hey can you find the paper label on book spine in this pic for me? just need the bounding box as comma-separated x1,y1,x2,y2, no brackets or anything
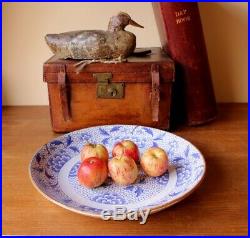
175,9,191,24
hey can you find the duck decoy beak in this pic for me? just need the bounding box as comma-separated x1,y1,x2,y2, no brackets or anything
129,19,144,28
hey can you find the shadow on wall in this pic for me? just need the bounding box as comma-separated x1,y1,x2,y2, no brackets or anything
199,3,248,102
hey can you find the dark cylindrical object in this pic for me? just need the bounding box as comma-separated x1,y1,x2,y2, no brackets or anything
152,2,217,126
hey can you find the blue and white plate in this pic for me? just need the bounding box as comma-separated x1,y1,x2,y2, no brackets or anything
29,125,206,218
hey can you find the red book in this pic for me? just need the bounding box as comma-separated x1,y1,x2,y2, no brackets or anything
152,2,217,126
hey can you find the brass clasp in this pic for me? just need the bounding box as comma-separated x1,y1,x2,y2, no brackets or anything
94,73,124,99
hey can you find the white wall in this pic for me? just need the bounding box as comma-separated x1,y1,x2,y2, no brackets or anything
2,2,248,105
199,2,248,103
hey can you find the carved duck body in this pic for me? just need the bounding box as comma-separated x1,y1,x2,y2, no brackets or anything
45,12,143,60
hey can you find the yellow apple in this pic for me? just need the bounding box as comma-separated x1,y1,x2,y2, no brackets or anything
112,140,139,162
108,155,138,185
141,147,168,177
80,143,109,162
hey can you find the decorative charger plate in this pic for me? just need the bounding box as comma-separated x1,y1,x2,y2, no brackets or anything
29,125,206,218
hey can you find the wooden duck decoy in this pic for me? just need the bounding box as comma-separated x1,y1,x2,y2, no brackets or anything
45,12,144,62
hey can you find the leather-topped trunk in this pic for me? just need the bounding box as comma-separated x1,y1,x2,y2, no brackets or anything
43,47,175,132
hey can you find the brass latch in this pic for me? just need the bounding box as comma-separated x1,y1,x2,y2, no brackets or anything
94,73,124,99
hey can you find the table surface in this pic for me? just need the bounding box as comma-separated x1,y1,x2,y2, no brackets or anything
3,104,248,235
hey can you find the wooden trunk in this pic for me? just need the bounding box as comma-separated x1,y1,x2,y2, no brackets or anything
43,48,175,132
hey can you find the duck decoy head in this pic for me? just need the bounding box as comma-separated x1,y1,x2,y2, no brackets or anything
108,12,144,32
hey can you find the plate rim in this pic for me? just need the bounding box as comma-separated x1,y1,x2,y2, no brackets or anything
29,124,206,218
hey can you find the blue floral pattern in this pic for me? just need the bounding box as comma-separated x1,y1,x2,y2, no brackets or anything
155,172,169,185
68,162,80,178
47,153,71,172
176,165,192,186
91,192,126,205
30,125,206,217
124,185,144,197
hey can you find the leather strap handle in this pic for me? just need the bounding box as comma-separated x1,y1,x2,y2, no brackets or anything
58,66,71,121
151,64,160,122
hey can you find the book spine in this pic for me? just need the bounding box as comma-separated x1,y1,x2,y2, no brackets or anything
152,2,217,126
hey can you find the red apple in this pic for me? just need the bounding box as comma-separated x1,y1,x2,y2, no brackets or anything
140,147,169,177
80,143,109,162
108,155,138,185
77,157,108,188
112,140,139,162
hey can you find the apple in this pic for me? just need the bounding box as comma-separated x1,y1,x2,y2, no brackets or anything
112,140,139,162
140,147,168,177
108,155,138,185
80,143,109,162
77,157,108,188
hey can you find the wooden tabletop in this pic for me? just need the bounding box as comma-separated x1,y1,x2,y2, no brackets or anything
3,104,248,235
